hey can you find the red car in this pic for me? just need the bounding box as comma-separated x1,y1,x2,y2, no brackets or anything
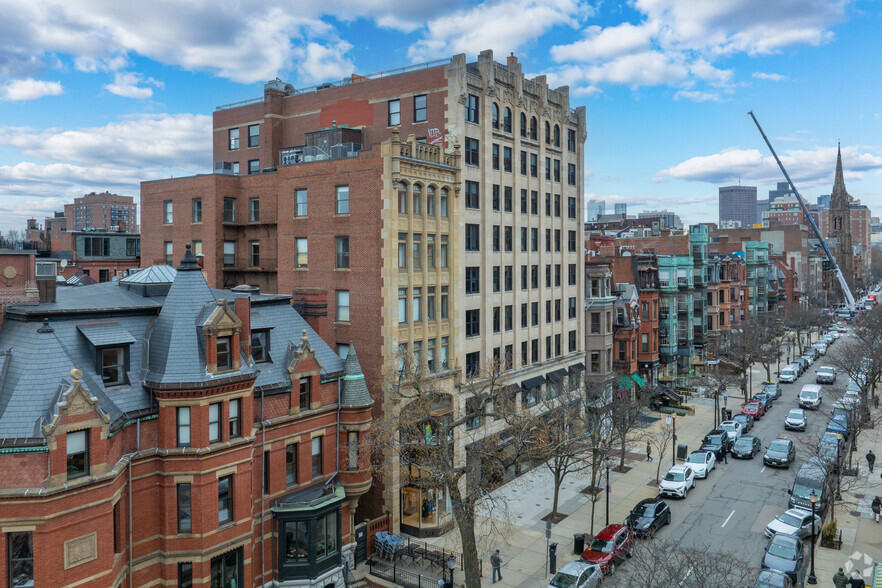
742,401,765,419
581,523,634,574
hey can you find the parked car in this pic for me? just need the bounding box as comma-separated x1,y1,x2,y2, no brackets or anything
799,354,814,368
731,435,762,459
822,335,835,346
762,383,782,399
792,357,809,375
784,408,807,431
818,432,842,464
753,392,773,411
623,497,671,538
751,569,794,588
732,413,754,433
761,533,807,585
763,438,796,468
548,561,602,588
742,401,765,420
581,524,634,575
685,450,716,479
658,465,696,498
718,420,744,442
798,385,822,409
764,507,822,539
813,341,827,355
803,347,819,361
779,365,799,383
816,366,836,385
829,330,841,340
845,379,862,395
789,457,830,514
700,430,732,459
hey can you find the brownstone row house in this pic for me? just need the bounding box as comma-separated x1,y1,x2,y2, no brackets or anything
0,248,372,587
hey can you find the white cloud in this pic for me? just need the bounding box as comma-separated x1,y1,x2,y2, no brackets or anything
408,0,587,63
550,22,654,62
0,78,63,101
104,71,164,99
585,51,689,87
752,72,787,81
293,41,355,84
674,89,722,102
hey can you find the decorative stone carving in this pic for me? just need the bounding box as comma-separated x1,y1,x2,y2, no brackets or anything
202,299,242,337
64,532,97,569
42,368,111,437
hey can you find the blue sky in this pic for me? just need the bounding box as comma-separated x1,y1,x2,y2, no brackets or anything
2,0,881,236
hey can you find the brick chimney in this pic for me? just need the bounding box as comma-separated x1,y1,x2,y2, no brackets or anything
507,53,518,66
291,288,329,342
234,295,252,360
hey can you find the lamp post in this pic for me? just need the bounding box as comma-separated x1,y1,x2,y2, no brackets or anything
605,464,610,526
672,415,677,467
446,554,456,588
835,433,843,501
807,490,818,585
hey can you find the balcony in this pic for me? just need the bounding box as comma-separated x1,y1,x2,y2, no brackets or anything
279,142,363,166
223,210,278,226
222,257,277,272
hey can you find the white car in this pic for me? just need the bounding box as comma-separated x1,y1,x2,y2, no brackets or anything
659,465,696,498
830,331,841,339
764,508,822,539
779,365,799,383
813,342,827,355
548,561,602,588
684,450,716,479
718,420,743,442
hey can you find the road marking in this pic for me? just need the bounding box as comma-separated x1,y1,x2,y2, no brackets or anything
721,510,736,528
761,466,766,473
682,567,693,583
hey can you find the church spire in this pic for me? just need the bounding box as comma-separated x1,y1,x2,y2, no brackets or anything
832,143,848,203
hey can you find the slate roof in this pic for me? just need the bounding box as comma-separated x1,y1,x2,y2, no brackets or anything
340,345,371,407
0,251,349,443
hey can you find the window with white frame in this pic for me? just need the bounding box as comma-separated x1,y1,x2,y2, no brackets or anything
336,290,350,322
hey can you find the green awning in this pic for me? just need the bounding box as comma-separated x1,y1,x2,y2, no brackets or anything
631,374,646,387
616,376,633,389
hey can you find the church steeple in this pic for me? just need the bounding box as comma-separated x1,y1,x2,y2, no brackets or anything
831,143,849,205
829,143,854,294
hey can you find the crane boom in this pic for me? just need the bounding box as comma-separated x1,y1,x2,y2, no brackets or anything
747,111,856,309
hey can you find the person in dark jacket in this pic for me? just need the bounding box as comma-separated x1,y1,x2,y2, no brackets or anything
832,568,849,588
850,569,866,587
867,450,875,473
872,496,881,523
490,550,502,583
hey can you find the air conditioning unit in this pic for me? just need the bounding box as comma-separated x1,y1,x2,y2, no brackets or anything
36,261,57,277
214,161,235,175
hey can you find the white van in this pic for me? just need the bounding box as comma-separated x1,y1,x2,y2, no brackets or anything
779,365,799,384
798,384,823,409
813,341,827,355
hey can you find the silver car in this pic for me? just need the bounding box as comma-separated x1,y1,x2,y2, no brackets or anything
548,561,602,588
764,508,822,539
784,408,807,431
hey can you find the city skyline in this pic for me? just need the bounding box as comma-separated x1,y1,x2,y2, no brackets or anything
2,0,882,234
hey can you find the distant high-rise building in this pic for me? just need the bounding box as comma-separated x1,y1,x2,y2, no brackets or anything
614,202,627,215
817,194,831,208
768,181,793,202
637,210,682,229
719,185,757,228
587,199,605,221
63,192,137,232
756,198,770,222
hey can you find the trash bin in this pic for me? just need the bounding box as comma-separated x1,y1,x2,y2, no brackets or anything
549,542,558,574
676,444,688,461
573,533,585,555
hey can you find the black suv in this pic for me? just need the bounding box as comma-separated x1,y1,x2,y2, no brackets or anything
700,429,732,459
624,497,671,538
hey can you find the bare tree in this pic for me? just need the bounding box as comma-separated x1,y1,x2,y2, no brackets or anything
650,421,675,484
783,303,825,357
606,540,754,587
716,327,757,402
607,378,648,471
748,315,782,384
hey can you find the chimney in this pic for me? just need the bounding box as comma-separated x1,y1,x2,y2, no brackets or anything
507,53,518,66
291,288,329,342
233,293,252,361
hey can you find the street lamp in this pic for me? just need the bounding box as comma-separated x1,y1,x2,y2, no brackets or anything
835,433,843,501
605,463,610,526
671,415,677,467
807,490,818,585
446,554,456,588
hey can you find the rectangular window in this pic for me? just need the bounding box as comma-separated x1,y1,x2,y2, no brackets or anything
569,297,577,319
441,286,449,319
505,305,513,331
521,303,528,328
312,437,323,477
348,431,359,471
531,191,538,215
521,341,528,365
465,224,480,251
492,225,500,251
217,336,232,371
568,197,577,219
427,286,436,319
250,331,267,363
591,312,600,333
414,94,427,122
223,197,236,222
546,300,552,324
504,266,513,291
545,192,551,216
493,307,500,333
465,137,479,166
163,200,173,224
398,233,407,269
8,532,33,588
521,188,528,213
493,266,500,292
164,242,174,265
335,236,350,269
388,99,401,126
101,347,124,385
440,189,448,217
336,185,349,214
554,193,561,217
465,351,480,376
229,398,241,438
531,228,538,252
521,265,528,290
178,563,193,588
466,94,479,123
641,333,649,353
531,302,539,326
336,290,350,322
568,163,576,185
492,185,500,211
177,483,192,533
465,180,479,208
67,429,89,479
228,128,239,150
245,198,259,222
248,124,259,147
208,403,220,443
504,226,512,252
295,189,307,216
555,229,561,252
412,287,422,321
530,153,538,177
520,151,527,175
249,240,260,267
568,128,576,151
555,264,561,287
177,407,190,447
264,450,271,494
569,264,577,285
427,187,435,215
295,238,307,268
192,198,202,222
555,334,561,356
504,186,513,211
440,234,449,268
248,159,260,174
555,299,561,321
465,267,480,294
520,227,527,252
531,339,539,363
492,144,499,170
218,475,233,525
398,289,407,323
503,146,512,172
299,378,311,410
568,231,577,252
465,309,480,337
569,330,577,352
554,160,561,183
531,265,538,289
286,443,298,486
427,234,436,269
412,234,422,269
545,157,551,180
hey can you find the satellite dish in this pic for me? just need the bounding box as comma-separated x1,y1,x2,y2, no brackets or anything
60,259,68,269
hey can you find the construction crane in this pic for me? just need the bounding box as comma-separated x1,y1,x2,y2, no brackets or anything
748,111,856,309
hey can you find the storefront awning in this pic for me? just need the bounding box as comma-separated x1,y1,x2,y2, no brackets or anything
546,369,568,383
521,375,546,389
631,373,646,387
568,362,585,374
616,376,634,389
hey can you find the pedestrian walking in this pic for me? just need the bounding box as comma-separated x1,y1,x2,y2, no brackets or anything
867,450,876,474
720,446,728,464
832,568,849,588
872,496,881,523
874,395,879,408
849,570,865,588
646,441,652,462
490,549,502,583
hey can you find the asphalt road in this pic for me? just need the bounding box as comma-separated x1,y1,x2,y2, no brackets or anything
613,333,850,585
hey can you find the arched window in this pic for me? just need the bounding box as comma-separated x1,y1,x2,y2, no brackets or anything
545,121,551,144
491,103,499,130
426,185,436,216
413,183,422,215
503,107,512,133
530,117,537,140
398,182,408,214
520,113,527,138
553,124,560,147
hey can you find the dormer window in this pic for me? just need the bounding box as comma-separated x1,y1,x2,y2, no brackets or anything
77,322,134,387
67,430,89,479
252,330,269,362
102,347,125,385
217,336,232,371
299,378,310,411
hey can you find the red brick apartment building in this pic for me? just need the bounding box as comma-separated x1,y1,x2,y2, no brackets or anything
0,249,372,587
142,50,587,534
64,192,138,233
